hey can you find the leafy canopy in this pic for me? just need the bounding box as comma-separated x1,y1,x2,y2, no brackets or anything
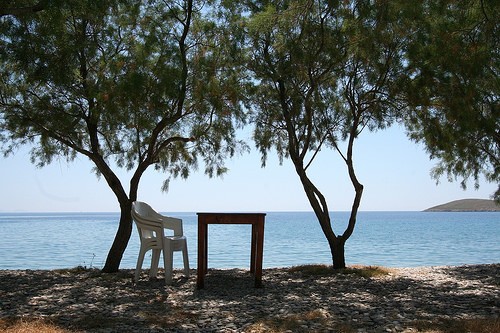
0,0,248,191
403,0,499,199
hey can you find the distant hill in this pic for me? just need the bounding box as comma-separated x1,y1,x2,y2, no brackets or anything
424,199,500,212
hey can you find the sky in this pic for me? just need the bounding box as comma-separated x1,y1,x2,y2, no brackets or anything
0,124,496,213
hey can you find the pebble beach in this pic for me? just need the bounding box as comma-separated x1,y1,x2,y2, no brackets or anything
1,264,499,332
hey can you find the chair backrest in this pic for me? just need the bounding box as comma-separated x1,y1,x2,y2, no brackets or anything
132,201,157,220
131,202,164,244
131,201,183,238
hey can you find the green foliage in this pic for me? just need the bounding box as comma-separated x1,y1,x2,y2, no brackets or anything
402,0,499,200
245,1,410,167
243,0,498,201
0,0,247,182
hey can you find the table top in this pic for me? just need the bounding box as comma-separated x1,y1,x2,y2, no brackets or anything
197,212,266,224
197,212,266,216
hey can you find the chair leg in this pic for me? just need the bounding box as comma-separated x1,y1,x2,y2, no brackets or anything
182,242,190,277
135,249,146,282
164,243,174,285
150,249,161,278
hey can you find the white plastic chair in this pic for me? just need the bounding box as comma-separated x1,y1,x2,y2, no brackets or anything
131,201,190,284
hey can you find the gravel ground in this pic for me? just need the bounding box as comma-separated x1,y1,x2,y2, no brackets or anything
0,264,499,332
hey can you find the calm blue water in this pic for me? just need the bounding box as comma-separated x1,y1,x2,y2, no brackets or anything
0,211,498,270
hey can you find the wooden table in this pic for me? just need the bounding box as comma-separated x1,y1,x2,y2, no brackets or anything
197,213,266,289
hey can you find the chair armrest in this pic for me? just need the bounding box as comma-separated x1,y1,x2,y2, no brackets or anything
159,216,183,236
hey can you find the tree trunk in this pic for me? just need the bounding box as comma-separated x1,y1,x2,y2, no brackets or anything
102,200,133,272
294,165,348,269
331,236,346,269
100,163,143,273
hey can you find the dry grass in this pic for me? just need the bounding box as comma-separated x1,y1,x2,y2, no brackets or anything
244,309,353,333
244,317,499,333
287,264,392,278
1,314,498,333
342,264,394,278
0,318,72,333
412,318,500,333
287,264,334,276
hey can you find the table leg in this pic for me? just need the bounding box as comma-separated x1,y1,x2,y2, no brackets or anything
250,223,257,274
255,219,265,288
197,219,206,289
204,224,208,274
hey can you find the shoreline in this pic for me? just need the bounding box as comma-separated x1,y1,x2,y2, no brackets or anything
1,264,499,332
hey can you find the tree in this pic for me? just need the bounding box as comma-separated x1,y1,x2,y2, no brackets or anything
0,0,46,18
402,0,499,202
240,0,498,269
242,0,409,269
0,0,247,272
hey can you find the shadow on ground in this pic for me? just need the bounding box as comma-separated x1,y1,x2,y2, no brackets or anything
1,264,498,332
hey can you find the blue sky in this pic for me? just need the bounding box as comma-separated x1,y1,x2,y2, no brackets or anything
0,124,496,212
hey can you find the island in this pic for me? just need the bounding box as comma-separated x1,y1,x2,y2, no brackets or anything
424,199,500,212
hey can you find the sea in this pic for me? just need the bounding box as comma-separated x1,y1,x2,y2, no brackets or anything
0,211,498,270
